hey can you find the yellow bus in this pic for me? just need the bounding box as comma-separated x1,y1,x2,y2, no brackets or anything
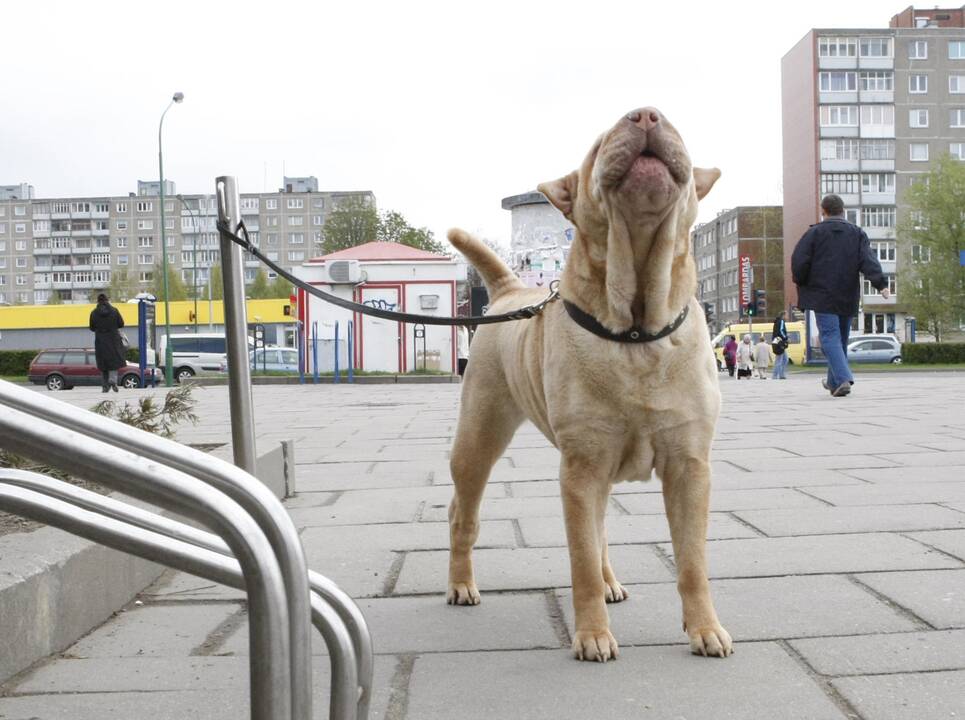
710,321,805,369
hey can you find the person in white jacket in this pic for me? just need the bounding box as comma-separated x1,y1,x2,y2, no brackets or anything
736,334,754,380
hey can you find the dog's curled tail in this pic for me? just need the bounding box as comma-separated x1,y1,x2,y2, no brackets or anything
447,228,525,302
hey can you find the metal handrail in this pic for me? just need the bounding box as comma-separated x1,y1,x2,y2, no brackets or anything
0,380,373,719
0,405,291,719
0,469,360,720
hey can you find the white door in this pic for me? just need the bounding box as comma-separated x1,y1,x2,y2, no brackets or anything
360,286,401,373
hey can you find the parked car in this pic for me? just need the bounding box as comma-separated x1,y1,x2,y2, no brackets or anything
156,333,251,383
847,336,902,364
249,347,300,373
28,349,162,390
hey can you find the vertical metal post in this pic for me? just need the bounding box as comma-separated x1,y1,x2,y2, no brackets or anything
216,176,257,476
334,321,340,384
311,321,319,384
297,321,305,384
347,321,354,383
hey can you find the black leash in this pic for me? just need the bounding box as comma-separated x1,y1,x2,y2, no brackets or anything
216,220,559,327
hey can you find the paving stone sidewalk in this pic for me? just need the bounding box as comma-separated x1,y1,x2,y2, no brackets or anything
2,371,965,719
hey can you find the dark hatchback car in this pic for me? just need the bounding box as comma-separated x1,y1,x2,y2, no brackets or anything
28,348,160,390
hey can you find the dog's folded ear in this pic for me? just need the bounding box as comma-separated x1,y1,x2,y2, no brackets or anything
693,167,721,200
537,171,578,220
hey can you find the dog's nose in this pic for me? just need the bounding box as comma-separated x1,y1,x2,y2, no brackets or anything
626,108,660,130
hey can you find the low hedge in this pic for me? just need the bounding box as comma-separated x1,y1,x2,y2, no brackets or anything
901,343,965,364
0,348,141,376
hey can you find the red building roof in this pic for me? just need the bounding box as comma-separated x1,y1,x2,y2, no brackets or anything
307,241,451,263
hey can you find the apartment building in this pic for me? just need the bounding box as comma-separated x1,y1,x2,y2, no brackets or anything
691,206,784,333
0,177,374,305
782,5,965,338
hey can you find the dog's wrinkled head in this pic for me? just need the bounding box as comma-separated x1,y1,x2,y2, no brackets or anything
537,107,720,332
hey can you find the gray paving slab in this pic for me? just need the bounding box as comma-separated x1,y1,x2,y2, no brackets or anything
617,488,828,514
843,465,965,484
782,481,965,507
300,519,517,555
393,545,674,595
222,592,560,656
306,548,399,598
857,570,965,629
790,630,965,676
664,534,963,578
518,513,758,547
877,450,965,467
287,497,424,526
67,603,240,658
0,655,396,720
734,505,965,537
907,529,965,561
420,496,565,522
722,454,900,472
140,569,245,602
832,670,965,720
405,643,846,720
557,575,916,646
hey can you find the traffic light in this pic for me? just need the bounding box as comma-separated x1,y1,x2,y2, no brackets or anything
702,301,715,326
754,289,767,316
745,301,756,317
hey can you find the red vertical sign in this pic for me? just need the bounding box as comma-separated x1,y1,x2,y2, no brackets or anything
739,255,752,307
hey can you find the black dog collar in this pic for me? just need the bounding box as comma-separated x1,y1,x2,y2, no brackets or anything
563,300,689,343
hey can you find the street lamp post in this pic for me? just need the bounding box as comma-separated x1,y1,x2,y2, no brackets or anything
176,194,199,333
158,91,184,386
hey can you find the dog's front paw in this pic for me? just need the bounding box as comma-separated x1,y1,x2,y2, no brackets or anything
446,581,481,606
686,622,733,658
571,629,619,662
604,579,629,604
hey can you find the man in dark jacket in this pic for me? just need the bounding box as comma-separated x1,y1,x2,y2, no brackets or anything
770,311,790,380
791,194,889,397
89,293,126,392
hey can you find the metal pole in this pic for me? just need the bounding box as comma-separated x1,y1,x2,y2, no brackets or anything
347,320,354,383
312,321,319,384
334,321,340,384
298,321,305,384
216,176,257,475
158,93,183,387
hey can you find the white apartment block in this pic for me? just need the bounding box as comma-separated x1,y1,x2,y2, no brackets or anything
0,177,374,305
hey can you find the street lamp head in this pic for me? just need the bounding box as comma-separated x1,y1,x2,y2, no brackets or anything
173,92,184,103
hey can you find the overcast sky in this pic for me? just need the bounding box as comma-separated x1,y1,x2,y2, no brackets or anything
5,0,899,251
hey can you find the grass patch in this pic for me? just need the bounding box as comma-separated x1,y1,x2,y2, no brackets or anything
0,375,27,383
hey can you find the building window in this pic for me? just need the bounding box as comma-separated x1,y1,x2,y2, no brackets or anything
138,236,153,248
911,245,931,263
116,202,128,213
909,74,928,94
288,250,305,262
267,233,278,245
14,223,26,234
138,254,154,265
139,272,154,283
265,199,278,210
137,219,154,230
909,109,929,128
312,215,323,226
14,206,26,216
862,173,895,194
863,275,896,296
820,105,858,126
820,139,859,160
52,202,70,214
116,237,128,248
288,215,304,226
950,41,965,59
910,143,929,161
909,40,928,59
266,251,279,261
115,220,128,230
15,275,26,286
287,198,304,209
950,76,965,94
117,255,129,265
859,37,892,58
71,202,90,213
951,109,965,128
288,233,304,244
859,71,893,91
951,143,965,160
265,216,279,227
860,105,894,129
94,202,109,213
818,36,856,57
312,198,325,209
862,139,896,159
241,198,259,212
92,253,110,265
819,72,857,92
863,207,896,228
136,201,153,212
0,224,4,235
15,257,27,268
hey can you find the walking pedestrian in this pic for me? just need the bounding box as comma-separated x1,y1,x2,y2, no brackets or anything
754,335,773,379
89,293,126,393
771,311,790,380
456,326,470,377
723,335,738,378
791,194,889,397
736,334,754,379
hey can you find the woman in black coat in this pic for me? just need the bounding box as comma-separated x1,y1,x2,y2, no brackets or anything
89,293,126,392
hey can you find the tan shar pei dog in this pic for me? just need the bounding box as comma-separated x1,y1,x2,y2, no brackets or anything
446,106,732,662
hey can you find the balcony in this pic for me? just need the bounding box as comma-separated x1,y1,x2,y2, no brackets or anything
860,159,894,172
862,191,896,205
821,159,860,172
33,281,51,290
859,90,893,104
819,91,858,104
857,57,894,71
820,126,859,138
33,248,52,255
818,57,858,70
865,226,895,240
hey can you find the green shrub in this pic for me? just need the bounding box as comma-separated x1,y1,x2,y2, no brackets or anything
901,343,965,364
0,350,40,376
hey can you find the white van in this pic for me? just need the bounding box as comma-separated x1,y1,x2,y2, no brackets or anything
157,333,253,383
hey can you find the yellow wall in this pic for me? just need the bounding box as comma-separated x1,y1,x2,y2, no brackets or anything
0,299,294,330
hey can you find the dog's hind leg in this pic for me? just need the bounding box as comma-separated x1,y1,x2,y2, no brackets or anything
601,525,629,603
446,390,523,606
660,456,733,658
